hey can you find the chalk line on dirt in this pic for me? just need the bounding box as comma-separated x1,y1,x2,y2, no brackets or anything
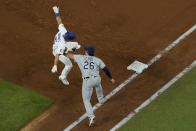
64,24,196,131
20,104,58,131
110,59,196,131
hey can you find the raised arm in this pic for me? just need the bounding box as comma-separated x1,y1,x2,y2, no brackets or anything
53,6,63,25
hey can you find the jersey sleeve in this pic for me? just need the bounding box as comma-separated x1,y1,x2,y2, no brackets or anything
73,55,82,63
98,59,106,69
58,24,67,34
66,42,79,52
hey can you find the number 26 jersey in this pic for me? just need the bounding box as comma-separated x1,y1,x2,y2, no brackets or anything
73,55,106,78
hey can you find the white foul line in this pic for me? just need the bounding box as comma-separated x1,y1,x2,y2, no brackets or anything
64,24,196,131
110,59,196,131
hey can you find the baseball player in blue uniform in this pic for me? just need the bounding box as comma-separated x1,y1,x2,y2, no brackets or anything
51,6,80,85
67,46,115,126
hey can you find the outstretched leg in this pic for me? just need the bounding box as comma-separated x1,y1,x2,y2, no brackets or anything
95,84,104,104
94,77,104,104
82,80,95,119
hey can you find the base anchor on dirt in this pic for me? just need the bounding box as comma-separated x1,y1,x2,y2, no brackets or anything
127,60,148,74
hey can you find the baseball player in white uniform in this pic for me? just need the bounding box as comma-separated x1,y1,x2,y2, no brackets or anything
51,6,80,85
67,46,115,126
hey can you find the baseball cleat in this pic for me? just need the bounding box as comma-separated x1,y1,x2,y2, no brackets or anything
98,98,105,104
61,79,69,85
59,76,69,85
89,116,95,127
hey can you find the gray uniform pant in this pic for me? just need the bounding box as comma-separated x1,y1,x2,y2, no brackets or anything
82,76,104,118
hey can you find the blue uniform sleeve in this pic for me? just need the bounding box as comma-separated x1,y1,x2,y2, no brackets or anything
102,67,112,79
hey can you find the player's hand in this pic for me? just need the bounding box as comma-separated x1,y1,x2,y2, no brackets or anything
51,65,57,73
111,78,115,84
53,6,59,14
71,45,81,52
76,45,81,49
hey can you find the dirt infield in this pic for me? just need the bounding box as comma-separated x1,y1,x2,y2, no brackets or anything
0,0,196,130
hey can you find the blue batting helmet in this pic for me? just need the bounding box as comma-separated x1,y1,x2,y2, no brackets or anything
63,32,76,41
84,46,95,56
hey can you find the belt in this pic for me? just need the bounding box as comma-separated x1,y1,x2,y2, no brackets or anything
83,77,90,80
83,76,97,80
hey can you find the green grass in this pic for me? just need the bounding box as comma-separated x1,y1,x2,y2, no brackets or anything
0,79,53,131
119,67,196,131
